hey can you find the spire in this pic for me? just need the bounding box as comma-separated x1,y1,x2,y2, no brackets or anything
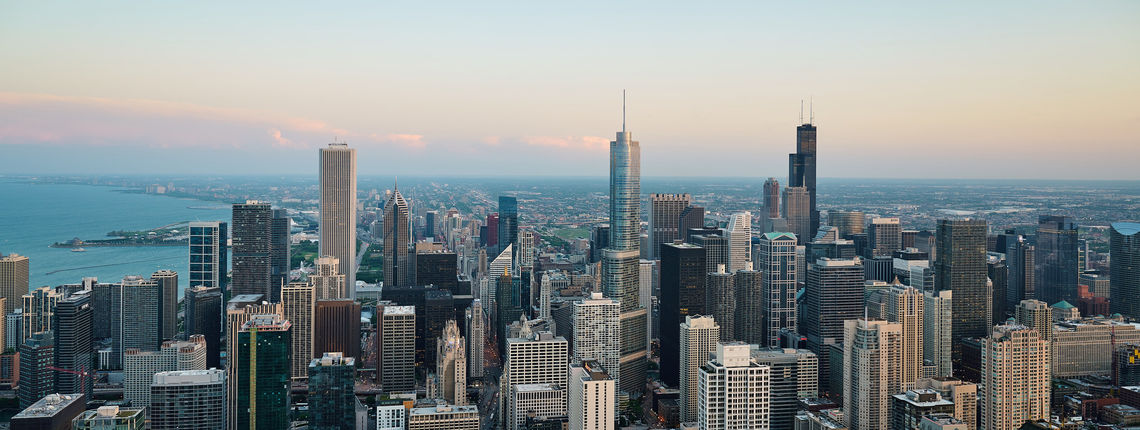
622,89,627,133
809,97,814,125
394,176,398,191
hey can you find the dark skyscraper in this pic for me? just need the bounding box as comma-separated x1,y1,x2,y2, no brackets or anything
783,186,812,243
314,300,362,361
425,210,438,238
234,315,291,430
384,184,412,288
54,291,93,397
828,210,865,238
1036,215,1078,304
788,118,819,237
270,209,291,301
649,193,691,260
659,242,705,387
934,218,989,375
1110,223,1140,318
802,257,864,395
678,206,706,242
1004,232,1036,312
18,331,54,408
485,213,499,249
232,201,273,297
151,270,178,341
308,353,357,430
498,196,519,257
763,177,780,219
415,251,458,292
184,285,223,369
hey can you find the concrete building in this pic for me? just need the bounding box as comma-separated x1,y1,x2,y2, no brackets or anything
918,414,968,430
891,389,955,430
123,336,207,412
568,361,615,430
696,342,771,430
308,353,356,430
231,201,274,298
725,212,752,272
924,290,953,378
706,265,736,342
18,331,54,408
311,256,347,300
314,299,361,360
377,402,407,430
21,286,60,344
0,253,30,320
843,318,903,430
151,270,178,341
981,323,1050,430
380,305,416,392
916,377,978,430
319,142,357,295
509,383,566,430
282,282,315,380
502,331,568,429
679,315,720,423
733,263,763,344
437,319,466,406
72,406,144,429
886,284,924,389
466,300,485,379
1052,317,1140,377
868,217,902,258
149,369,226,430
10,393,85,430
1015,299,1051,342
572,292,620,386
783,186,812,243
407,403,480,430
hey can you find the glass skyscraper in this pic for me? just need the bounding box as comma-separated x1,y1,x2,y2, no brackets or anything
189,221,228,292
602,122,646,394
1035,215,1078,304
1110,222,1140,318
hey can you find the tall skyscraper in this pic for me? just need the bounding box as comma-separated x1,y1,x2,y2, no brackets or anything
21,286,60,344
783,186,812,243
1015,299,1051,341
568,361,616,430
869,217,902,258
706,265,736,342
0,253,29,313
751,347,818,428
232,201,273,298
1004,233,1036,310
649,193,691,260
934,219,989,373
314,299,361,360
282,282,315,380
270,209,291,299
466,300,485,379
502,331,568,429
828,211,865,238
885,284,924,390
980,323,1050,430
679,206,706,241
311,256,347,300
660,242,706,387
189,221,228,293
1036,215,1079,304
725,212,752,272
843,318,903,430
696,342,771,430
923,290,953,378
762,177,781,219
123,336,207,410
232,314,291,430
184,285,223,369
319,142,357,296
437,319,467,406
802,257,864,394
149,369,226,430
518,230,535,270
224,294,280,418
679,315,720,423
572,292,620,385
733,263,763,345
151,270,178,341
380,305,415,392
788,117,819,237
308,352,356,430
758,232,798,347
498,196,519,257
120,275,161,358
602,116,646,394
18,331,53,408
54,291,94,397
1111,222,1140,318
384,183,412,288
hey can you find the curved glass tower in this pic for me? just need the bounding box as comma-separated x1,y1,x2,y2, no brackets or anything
603,123,647,394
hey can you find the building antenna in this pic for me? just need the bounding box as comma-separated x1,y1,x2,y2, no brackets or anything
394,176,398,191
622,89,627,133
809,96,814,125
799,100,804,124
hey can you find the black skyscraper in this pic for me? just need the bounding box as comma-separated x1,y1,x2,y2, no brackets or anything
270,209,291,302
802,258,864,395
788,121,819,237
185,285,223,368
54,292,94,397
1036,215,1078,304
232,201,273,298
659,242,706,387
934,219,989,377
498,196,518,257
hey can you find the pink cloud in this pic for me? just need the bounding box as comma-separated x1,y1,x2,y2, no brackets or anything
519,135,609,151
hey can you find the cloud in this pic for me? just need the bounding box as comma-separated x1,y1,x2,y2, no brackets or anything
519,135,609,151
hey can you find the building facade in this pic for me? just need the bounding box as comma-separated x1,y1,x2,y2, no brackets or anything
319,143,357,295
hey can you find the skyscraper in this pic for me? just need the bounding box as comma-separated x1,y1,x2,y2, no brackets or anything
466,300,485,379
706,265,736,342
1036,215,1079,304
788,118,819,237
757,232,798,347
232,314,291,430
1015,299,1051,341
319,142,357,295
725,212,752,272
270,209,291,299
923,290,953,378
602,116,646,394
281,282,314,380
679,315,719,424
802,258,864,394
751,347,818,428
184,285,223,369
189,221,228,294
17,331,53,408
934,219,988,373
123,336,207,411
733,263,763,345
21,286,60,344
696,342,771,430
827,211,865,238
869,217,902,258
308,352,356,430
1004,233,1036,310
314,299,361,360
231,201,273,298
691,233,728,278
151,270,178,341
54,291,94,397
498,196,519,257
843,318,903,430
436,319,466,406
568,361,616,430
502,331,568,429
980,323,1049,430
518,230,535,270
149,369,226,430
885,284,924,390
311,256,347,300
1111,222,1140,318
783,186,812,243
0,253,30,314
678,206,706,242
384,183,412,288
649,193,691,260
762,178,781,220
120,275,161,358
659,242,706,387
572,292,620,385
380,305,415,392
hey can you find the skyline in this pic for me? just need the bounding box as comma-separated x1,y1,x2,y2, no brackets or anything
2,1,1139,179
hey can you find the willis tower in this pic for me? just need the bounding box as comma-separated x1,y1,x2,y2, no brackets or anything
788,105,819,241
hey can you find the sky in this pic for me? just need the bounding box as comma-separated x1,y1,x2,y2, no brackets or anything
1,1,1138,179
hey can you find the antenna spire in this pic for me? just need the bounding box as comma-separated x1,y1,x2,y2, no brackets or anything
622,89,627,133
810,97,814,125
800,100,804,124
394,176,398,191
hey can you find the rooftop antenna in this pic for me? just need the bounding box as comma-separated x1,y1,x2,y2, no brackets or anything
809,97,814,125
622,89,627,133
799,99,804,124
394,176,398,191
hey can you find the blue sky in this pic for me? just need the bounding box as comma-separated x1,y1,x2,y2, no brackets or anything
2,1,1138,178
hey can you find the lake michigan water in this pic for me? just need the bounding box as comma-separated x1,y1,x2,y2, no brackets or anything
0,180,231,298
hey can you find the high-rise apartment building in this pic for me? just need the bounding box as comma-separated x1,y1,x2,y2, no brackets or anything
311,256,346,300
149,369,226,430
185,285,223,368
380,305,415,392
783,186,812,244
660,242,706,387
869,217,902,258
308,352,356,430
319,142,357,296
282,282,314,380
706,265,736,342
802,258,864,395
123,336,207,411
679,315,720,423
725,212,752,272
980,324,1050,430
649,193,691,260
1015,299,1051,341
934,219,989,372
120,275,161,356
384,184,412,288
437,320,467,406
189,221,228,292
886,284,924,390
734,263,763,344
1036,215,1079,305
572,292,620,386
924,290,954,378
0,253,29,315
1110,223,1140,318
843,318,903,430
697,342,771,430
21,286,60,343
568,361,615,430
232,314,291,430
18,331,54,408
828,211,865,238
150,270,178,341
466,300,485,379
758,232,798,347
53,291,93,397
232,201,274,298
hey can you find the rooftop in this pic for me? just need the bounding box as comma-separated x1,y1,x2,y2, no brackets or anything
384,305,415,315
408,403,479,416
13,393,85,418
152,369,225,385
1113,222,1140,236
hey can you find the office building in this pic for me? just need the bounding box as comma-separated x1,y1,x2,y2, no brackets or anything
924,290,953,377
706,265,735,342
734,263,763,344
1111,222,1140,318
151,270,178,341
319,142,357,295
53,292,93,397
868,217,901,258
934,219,988,373
232,314,291,430
679,206,706,242
1116,344,1140,386
1005,233,1036,310
10,393,85,430
380,305,415,392
508,383,566,430
697,342,771,430
783,186,812,245
660,243,706,387
758,232,798,347
308,352,356,429
282,282,315,380
679,315,719,423
123,336,207,411
73,406,144,429
466,300,485,379
802,258,864,395
1015,299,1051,341
232,201,274,298
0,253,29,316
761,178,783,233
384,184,412,288
185,285,223,368
915,377,978,430
788,118,820,238
843,318,903,430
725,212,752,272
0,348,17,388
377,402,407,430
120,275,161,357
502,331,568,428
891,390,955,430
1052,318,1140,377
691,233,728,279
568,361,615,430
751,347,816,429
21,286,60,343
189,221,229,292
1036,215,1079,304
18,331,54,408
919,415,968,430
518,230,535,270
314,299,361,360
828,211,865,238
572,292,620,385
149,369,226,430
499,196,519,257
311,256,347,300
980,324,1049,430
885,284,924,389
407,403,480,430
437,319,467,406
649,193,692,260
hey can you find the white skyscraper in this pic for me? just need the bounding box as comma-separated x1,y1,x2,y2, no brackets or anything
282,282,314,380
572,292,621,384
638,259,655,347
466,300,485,379
539,274,554,322
697,342,771,430
981,323,1050,430
486,244,513,312
319,142,357,296
311,256,347,300
437,320,467,406
568,361,616,430
886,284,924,390
843,318,903,430
518,230,535,270
502,331,568,429
380,305,416,392
924,290,953,377
123,336,208,411
680,315,720,423
509,384,566,430
725,211,752,273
